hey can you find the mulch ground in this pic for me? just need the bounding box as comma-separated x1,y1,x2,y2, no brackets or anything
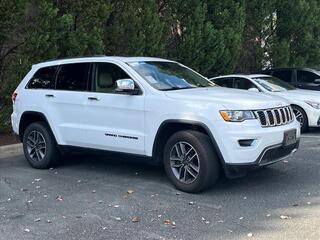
0,132,20,146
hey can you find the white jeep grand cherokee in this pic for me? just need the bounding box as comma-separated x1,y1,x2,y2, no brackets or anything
11,57,300,192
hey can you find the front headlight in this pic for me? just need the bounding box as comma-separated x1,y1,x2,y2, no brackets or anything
305,101,320,109
220,110,256,122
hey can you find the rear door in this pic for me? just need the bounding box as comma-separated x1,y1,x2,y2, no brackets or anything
83,62,145,155
212,77,234,88
47,62,92,146
296,70,320,91
233,77,259,90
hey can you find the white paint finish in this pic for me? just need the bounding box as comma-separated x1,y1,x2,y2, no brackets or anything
12,57,300,165
211,74,320,127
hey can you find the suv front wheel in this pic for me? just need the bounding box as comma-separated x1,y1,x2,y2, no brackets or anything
23,122,60,169
163,130,220,193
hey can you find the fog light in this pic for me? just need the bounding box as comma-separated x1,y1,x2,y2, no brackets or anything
238,139,255,147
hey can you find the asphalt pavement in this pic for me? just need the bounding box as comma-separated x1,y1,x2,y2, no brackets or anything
0,130,319,240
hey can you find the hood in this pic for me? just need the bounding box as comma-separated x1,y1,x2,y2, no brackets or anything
165,87,289,110
273,89,320,103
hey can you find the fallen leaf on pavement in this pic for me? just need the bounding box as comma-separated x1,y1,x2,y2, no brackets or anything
56,195,63,201
131,217,140,223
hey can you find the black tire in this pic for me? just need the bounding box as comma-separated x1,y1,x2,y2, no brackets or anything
292,105,308,133
163,130,220,193
23,122,60,169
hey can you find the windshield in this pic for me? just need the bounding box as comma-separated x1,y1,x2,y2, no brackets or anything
253,76,296,92
127,61,215,91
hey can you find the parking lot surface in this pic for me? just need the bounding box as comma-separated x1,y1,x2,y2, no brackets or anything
0,131,320,240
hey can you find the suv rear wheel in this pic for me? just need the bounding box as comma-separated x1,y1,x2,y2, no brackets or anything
23,122,60,169
163,130,220,193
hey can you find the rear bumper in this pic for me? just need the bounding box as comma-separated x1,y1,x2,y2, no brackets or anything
224,140,300,178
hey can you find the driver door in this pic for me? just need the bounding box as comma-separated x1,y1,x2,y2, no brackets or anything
84,62,145,155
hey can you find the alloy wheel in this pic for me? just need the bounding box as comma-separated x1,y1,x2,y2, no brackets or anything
293,109,304,127
169,141,200,184
26,130,46,162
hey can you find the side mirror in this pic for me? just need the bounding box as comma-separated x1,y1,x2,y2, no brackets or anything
116,79,136,93
248,88,260,92
314,79,320,84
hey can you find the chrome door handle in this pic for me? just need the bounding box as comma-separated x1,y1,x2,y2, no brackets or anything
88,97,99,101
45,94,55,98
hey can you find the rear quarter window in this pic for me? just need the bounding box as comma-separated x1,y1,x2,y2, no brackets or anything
27,66,58,89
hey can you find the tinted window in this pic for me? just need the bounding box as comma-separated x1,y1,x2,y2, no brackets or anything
213,78,233,88
56,63,90,91
297,70,320,83
94,63,130,93
234,78,257,90
28,66,58,89
272,70,292,83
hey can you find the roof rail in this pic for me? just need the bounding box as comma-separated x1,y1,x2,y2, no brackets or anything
37,55,107,64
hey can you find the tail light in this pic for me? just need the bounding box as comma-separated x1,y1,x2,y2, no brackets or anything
12,92,17,103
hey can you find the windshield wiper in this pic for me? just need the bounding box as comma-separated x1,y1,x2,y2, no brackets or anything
162,86,196,91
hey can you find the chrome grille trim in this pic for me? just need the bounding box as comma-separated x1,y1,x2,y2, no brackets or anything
254,106,294,127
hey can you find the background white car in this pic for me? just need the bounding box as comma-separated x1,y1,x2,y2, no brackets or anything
211,74,320,132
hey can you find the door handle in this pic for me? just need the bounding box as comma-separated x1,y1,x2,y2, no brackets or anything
88,97,100,101
45,94,55,98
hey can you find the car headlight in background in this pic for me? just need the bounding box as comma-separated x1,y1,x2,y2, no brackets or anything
305,101,320,109
220,110,256,122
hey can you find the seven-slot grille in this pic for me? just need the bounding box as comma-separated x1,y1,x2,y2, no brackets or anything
254,106,294,127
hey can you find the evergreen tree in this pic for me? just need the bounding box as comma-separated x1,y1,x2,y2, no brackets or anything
206,0,245,75
166,0,224,76
53,0,111,57
105,0,165,56
236,0,277,72
271,0,320,68
0,0,26,95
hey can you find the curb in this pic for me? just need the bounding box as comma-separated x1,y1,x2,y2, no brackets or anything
0,143,23,157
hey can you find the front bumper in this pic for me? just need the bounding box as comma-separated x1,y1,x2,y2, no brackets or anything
210,118,301,165
224,140,300,178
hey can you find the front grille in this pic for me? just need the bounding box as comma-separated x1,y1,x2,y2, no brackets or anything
254,106,294,127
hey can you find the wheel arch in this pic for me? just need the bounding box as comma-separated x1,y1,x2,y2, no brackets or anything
19,111,57,143
152,120,225,166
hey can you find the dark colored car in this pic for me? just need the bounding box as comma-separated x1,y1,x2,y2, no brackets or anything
259,68,320,91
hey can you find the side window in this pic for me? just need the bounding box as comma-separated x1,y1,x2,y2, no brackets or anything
234,78,257,90
297,70,319,83
272,70,292,83
94,63,130,93
27,66,58,89
56,63,90,91
213,78,233,88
